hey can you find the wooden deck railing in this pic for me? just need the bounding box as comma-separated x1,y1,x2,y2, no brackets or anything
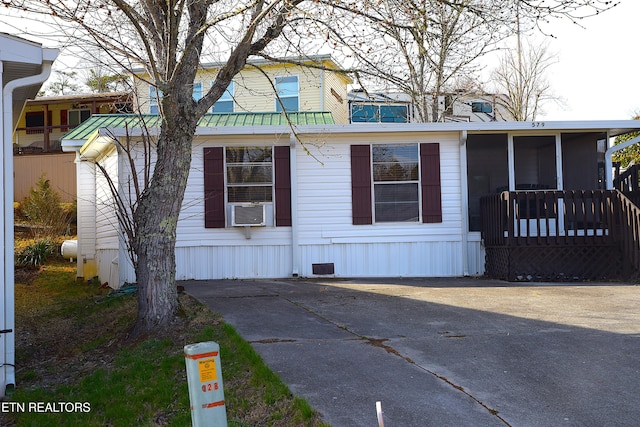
618,191,640,273
614,164,640,206
481,190,617,246
480,189,640,276
614,164,640,192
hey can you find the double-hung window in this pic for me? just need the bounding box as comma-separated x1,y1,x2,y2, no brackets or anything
68,109,91,127
226,147,273,203
211,82,234,113
203,146,292,228
149,86,161,114
372,145,420,222
150,83,200,113
192,82,203,101
350,143,442,225
275,76,299,112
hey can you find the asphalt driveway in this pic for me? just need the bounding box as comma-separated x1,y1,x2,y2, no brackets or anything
183,277,640,426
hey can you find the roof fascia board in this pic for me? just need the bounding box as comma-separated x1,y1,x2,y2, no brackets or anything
74,120,640,151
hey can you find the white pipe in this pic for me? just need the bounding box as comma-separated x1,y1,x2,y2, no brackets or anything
2,55,56,395
290,134,300,276
459,131,469,276
605,134,640,189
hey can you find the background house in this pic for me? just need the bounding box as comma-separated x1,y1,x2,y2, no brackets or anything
1,32,58,399
348,89,515,123
13,92,132,201
133,55,352,124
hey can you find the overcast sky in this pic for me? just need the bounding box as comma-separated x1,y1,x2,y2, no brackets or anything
1,2,637,121
535,1,639,121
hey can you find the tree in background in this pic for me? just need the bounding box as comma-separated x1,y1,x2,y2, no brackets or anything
613,115,640,168
323,0,616,122
491,40,560,121
41,70,79,96
85,69,128,93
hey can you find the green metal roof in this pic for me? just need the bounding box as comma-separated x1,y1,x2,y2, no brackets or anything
62,112,335,143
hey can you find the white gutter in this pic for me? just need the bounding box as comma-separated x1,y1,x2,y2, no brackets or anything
2,55,56,395
605,135,640,189
459,131,469,276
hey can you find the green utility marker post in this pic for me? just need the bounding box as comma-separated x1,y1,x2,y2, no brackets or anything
184,342,227,426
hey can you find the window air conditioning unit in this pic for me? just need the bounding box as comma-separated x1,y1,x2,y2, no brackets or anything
231,204,266,227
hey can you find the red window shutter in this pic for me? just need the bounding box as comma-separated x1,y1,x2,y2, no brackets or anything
420,143,442,223
60,110,68,132
350,145,372,225
274,145,292,226
203,147,225,228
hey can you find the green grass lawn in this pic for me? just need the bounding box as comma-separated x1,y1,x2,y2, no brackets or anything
2,261,327,426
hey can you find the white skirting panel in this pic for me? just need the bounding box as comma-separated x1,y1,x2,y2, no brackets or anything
466,234,486,276
97,245,293,286
95,249,123,288
98,241,479,286
175,245,293,280
298,241,464,277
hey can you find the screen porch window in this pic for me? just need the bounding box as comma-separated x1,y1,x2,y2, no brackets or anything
226,147,273,203
275,75,299,112
372,144,420,222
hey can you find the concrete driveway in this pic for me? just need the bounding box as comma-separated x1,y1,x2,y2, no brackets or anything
183,277,640,426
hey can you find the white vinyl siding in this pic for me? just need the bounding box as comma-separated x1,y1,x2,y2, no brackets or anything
95,147,120,250
86,130,467,285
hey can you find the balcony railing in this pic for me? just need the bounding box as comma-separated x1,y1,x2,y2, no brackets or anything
13,124,74,153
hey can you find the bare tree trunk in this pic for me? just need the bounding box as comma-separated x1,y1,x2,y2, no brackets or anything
131,115,197,333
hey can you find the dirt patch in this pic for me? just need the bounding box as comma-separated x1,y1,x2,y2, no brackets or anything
13,267,41,286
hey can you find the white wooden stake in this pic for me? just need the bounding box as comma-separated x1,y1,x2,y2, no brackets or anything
376,401,385,427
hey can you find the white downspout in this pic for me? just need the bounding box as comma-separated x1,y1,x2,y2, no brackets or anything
605,135,640,189
459,130,469,276
290,134,300,276
2,57,56,395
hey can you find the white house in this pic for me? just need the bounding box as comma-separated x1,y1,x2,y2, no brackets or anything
62,114,640,287
1,33,58,398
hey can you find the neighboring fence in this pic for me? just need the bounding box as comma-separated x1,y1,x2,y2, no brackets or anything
480,190,640,281
14,152,76,202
